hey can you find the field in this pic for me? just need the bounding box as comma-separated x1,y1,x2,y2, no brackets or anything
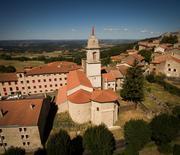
0,60,44,70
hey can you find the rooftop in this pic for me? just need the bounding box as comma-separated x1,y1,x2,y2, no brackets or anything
0,73,18,82
0,98,44,126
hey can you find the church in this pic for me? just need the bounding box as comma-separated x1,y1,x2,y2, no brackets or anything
56,28,119,127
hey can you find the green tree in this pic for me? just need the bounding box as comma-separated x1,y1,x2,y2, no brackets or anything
160,35,178,44
173,144,180,155
70,135,84,155
46,129,71,155
124,120,151,153
138,49,153,63
102,56,111,66
172,106,180,119
83,124,115,155
150,114,179,145
4,147,25,155
120,61,144,104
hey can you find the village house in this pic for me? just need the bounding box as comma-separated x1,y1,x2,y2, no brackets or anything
154,44,173,55
0,61,80,98
0,98,50,153
150,55,180,77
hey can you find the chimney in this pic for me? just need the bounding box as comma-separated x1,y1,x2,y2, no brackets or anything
30,104,35,110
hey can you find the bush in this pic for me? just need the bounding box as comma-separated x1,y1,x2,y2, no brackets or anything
46,129,71,155
70,135,84,155
83,124,115,155
4,147,25,155
157,143,173,154
124,120,151,152
173,144,180,155
172,106,180,119
150,114,179,145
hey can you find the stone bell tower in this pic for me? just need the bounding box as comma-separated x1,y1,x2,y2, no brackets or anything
86,27,101,88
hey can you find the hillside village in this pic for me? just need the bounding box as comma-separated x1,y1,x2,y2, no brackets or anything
0,29,180,155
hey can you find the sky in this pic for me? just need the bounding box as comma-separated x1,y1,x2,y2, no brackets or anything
0,0,180,40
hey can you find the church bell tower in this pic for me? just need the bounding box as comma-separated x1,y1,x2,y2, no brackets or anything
86,27,101,88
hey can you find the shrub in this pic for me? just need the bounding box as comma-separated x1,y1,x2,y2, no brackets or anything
4,147,25,155
83,124,115,155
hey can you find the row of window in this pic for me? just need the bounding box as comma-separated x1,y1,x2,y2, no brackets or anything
25,77,67,84
27,83,66,89
21,135,29,139
168,68,177,72
19,128,27,132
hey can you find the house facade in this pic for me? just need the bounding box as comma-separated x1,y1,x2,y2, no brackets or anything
0,98,50,153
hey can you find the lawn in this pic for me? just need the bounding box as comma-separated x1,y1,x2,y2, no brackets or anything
143,81,180,113
0,60,44,70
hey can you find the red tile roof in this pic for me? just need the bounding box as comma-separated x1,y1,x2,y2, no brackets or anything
102,72,116,82
152,55,180,64
0,98,44,126
68,89,91,104
91,89,118,103
67,70,92,90
0,73,18,82
56,86,67,104
26,61,80,75
118,65,129,76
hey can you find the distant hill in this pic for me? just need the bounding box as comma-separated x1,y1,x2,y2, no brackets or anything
0,39,136,52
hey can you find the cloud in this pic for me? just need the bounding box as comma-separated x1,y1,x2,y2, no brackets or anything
71,28,77,32
140,29,148,33
103,28,121,31
123,28,128,31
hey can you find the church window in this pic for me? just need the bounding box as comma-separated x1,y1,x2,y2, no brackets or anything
97,107,99,111
93,52,96,61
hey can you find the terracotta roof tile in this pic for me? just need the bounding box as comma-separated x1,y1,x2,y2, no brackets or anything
56,86,67,104
26,61,80,75
0,98,44,126
67,70,92,90
152,55,180,64
118,65,129,76
68,89,91,104
91,89,118,103
102,72,116,82
0,73,18,82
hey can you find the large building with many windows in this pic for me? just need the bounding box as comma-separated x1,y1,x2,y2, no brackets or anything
0,61,80,98
0,98,50,153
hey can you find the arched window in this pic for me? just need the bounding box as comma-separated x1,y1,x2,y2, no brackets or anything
93,52,96,61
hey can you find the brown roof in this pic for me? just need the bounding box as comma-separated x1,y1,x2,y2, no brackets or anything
91,89,118,103
152,55,180,64
118,65,129,76
68,89,91,104
67,70,92,90
0,98,44,126
0,73,18,82
102,72,116,82
26,61,80,75
56,86,67,104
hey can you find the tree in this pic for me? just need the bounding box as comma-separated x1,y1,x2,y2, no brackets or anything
150,114,179,145
83,124,115,155
138,49,153,63
120,61,144,104
172,106,180,120
160,35,178,44
46,129,71,155
102,56,112,66
4,147,25,155
70,135,84,155
173,144,180,155
124,120,151,152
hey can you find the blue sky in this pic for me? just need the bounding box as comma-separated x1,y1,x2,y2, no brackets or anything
0,0,180,40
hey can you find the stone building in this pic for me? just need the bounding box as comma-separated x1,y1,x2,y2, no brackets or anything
150,55,180,77
0,98,50,153
56,28,119,127
0,61,80,98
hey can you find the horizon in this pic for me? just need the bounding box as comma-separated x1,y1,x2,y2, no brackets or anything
0,0,180,40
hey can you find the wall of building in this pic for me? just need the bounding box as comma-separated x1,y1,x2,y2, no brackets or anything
57,101,68,113
91,101,118,127
68,101,91,124
0,126,42,153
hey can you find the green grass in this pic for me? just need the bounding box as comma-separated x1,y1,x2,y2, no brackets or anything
52,112,92,133
143,81,180,112
0,60,44,70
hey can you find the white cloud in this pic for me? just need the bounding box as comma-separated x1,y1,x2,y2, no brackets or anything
103,28,121,31
140,29,148,33
71,28,77,32
123,28,128,31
